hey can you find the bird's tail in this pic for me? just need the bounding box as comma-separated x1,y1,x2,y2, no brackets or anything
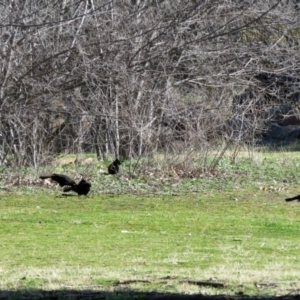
285,195,300,202
40,176,51,180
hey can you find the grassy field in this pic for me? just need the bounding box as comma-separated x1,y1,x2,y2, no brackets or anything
0,150,300,299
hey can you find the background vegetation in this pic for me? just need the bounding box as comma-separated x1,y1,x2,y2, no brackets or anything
0,0,300,176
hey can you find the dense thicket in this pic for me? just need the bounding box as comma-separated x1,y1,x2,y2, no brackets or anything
0,0,299,168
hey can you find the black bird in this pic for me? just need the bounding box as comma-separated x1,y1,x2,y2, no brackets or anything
285,195,300,202
39,173,76,187
107,159,121,175
63,179,91,196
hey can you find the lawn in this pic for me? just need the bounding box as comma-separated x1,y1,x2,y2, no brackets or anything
0,150,300,299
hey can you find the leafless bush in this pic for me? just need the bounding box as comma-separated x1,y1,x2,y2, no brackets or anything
0,0,298,176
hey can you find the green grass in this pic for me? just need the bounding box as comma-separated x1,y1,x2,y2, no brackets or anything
0,187,300,296
1,150,300,298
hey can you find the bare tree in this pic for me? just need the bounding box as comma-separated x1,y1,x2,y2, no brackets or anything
0,0,299,174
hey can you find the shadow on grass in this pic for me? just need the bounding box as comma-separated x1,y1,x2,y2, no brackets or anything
0,289,298,300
